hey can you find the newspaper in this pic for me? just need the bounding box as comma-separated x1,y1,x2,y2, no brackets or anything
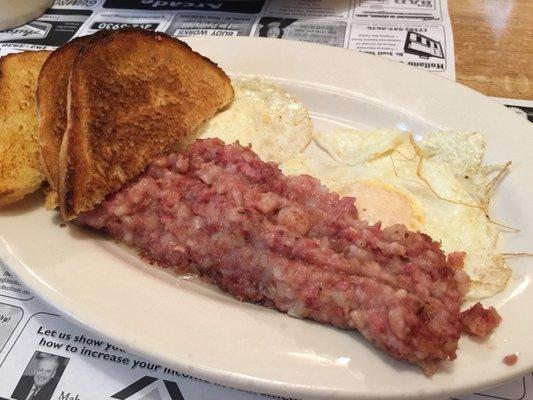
0,0,455,79
492,97,533,124
0,0,530,399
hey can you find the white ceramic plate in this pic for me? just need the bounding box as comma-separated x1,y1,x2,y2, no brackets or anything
1,37,532,400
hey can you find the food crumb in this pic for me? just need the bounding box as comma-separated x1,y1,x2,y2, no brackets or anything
503,354,518,366
59,223,66,228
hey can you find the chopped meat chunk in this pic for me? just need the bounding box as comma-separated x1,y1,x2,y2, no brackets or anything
460,302,501,337
503,354,518,366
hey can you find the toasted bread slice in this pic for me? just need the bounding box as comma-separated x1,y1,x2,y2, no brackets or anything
59,29,234,219
37,32,114,202
0,51,51,207
36,35,97,209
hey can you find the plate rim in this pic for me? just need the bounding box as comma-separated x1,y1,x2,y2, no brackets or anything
1,36,532,400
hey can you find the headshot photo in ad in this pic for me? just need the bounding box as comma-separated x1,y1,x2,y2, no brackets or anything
257,17,297,39
11,351,69,400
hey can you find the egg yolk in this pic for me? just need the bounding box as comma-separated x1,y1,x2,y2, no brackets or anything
336,182,419,229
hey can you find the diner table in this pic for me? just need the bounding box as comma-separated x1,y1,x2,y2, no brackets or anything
449,0,532,100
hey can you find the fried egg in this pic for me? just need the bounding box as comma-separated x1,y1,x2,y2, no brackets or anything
313,128,405,165
185,76,510,301
284,128,511,300
187,75,312,164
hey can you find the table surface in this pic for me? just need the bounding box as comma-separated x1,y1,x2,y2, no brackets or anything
449,0,532,100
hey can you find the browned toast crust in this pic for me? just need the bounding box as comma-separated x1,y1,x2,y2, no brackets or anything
37,33,114,209
59,29,234,219
0,51,51,207
37,36,92,192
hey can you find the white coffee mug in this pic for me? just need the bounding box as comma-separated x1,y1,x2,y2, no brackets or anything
0,0,54,31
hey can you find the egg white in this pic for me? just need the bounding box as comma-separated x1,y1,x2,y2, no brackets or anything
189,75,313,164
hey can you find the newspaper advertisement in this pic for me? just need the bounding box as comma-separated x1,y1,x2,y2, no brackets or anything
0,0,455,78
0,0,530,399
0,9,92,56
353,0,444,20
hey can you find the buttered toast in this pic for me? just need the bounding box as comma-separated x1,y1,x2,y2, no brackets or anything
0,51,50,207
58,29,234,219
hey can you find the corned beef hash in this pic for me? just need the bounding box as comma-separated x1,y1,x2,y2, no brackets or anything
78,138,503,374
